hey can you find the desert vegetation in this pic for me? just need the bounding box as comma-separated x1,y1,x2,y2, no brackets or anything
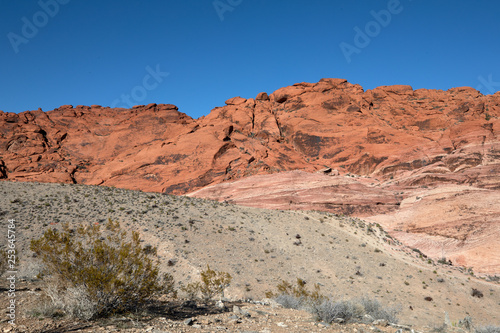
29,219,176,319
1,181,500,332
181,265,232,302
266,278,399,324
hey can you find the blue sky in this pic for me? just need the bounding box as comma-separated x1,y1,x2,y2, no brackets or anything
1,0,499,118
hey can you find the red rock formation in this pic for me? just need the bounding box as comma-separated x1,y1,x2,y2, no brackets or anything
1,79,498,194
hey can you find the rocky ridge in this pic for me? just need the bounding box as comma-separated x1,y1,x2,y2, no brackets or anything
1,79,498,194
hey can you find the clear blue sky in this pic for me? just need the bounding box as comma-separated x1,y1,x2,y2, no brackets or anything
1,0,499,118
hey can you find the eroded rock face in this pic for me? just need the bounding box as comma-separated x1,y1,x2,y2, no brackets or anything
1,79,499,272
1,79,498,194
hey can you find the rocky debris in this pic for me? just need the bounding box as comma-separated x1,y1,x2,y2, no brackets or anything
233,305,251,317
373,319,389,326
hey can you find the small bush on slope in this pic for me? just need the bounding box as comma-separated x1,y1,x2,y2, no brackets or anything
476,326,500,333
30,219,175,319
182,265,232,302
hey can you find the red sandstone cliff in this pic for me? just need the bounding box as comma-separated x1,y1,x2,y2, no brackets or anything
2,79,498,194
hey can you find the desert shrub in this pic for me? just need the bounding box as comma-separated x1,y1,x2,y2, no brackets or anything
34,282,96,320
267,279,398,324
266,278,326,311
30,219,175,319
266,278,324,301
487,275,500,283
358,297,399,323
17,258,44,281
27,296,66,319
438,257,452,265
312,298,398,324
459,316,474,331
472,288,484,298
476,326,500,333
313,299,363,323
182,265,232,302
274,294,303,310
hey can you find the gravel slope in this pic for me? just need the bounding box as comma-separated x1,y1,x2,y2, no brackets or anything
1,181,499,331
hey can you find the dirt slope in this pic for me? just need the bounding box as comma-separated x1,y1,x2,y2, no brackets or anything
188,171,500,275
1,79,499,277
1,181,500,331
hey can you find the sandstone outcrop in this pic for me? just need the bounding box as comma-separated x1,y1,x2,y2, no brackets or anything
2,79,498,194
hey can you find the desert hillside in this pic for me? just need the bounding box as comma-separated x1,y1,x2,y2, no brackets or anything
1,181,499,332
1,78,499,274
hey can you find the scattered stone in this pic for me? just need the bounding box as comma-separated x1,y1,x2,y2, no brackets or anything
233,305,251,317
390,323,413,331
184,317,195,326
333,318,345,324
372,319,388,326
216,300,226,309
318,167,332,174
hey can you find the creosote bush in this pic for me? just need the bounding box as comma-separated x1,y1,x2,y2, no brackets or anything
30,219,175,319
267,279,399,324
265,278,325,307
182,265,232,302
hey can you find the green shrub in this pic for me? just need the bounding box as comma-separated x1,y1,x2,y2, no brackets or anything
266,278,327,313
182,265,232,302
266,278,325,303
30,219,175,319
